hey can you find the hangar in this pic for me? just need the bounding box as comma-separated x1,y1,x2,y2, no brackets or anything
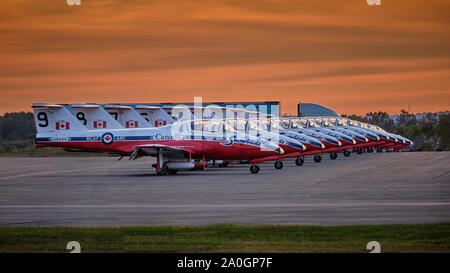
114,101,281,118
107,101,342,119
297,102,340,117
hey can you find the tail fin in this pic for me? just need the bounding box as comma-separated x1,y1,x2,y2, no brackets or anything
134,105,175,127
164,105,195,122
32,103,87,133
70,104,123,130
105,105,150,128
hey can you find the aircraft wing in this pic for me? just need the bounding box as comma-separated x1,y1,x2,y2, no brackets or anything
130,144,194,160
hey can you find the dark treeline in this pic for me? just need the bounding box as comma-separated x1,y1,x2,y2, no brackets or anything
343,110,449,151
0,110,449,155
0,112,97,156
0,112,37,155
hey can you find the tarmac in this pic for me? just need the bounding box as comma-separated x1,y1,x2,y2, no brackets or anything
0,151,449,226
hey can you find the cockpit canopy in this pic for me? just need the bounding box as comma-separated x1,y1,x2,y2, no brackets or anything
290,118,306,129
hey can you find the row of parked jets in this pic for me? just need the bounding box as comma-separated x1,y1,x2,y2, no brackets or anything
32,103,412,174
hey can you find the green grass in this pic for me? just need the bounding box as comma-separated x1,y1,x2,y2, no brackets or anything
0,223,449,253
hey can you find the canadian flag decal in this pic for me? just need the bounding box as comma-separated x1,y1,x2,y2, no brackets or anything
155,120,167,127
126,121,138,128
94,120,106,128
56,121,70,130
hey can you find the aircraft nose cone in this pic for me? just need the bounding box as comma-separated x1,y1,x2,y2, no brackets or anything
314,140,323,148
343,136,353,144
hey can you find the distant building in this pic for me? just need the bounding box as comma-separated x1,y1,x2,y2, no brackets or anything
113,101,280,118
297,102,340,117
387,111,449,125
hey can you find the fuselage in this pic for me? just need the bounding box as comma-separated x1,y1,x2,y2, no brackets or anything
35,126,282,161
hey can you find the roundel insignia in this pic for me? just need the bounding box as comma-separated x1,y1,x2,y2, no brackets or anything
101,133,114,145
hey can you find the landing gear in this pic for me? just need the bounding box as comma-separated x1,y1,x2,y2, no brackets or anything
330,152,337,160
314,155,322,163
156,163,168,176
295,157,304,166
356,147,363,154
274,160,283,169
168,169,178,175
250,164,260,174
218,162,229,167
367,146,374,153
344,150,351,157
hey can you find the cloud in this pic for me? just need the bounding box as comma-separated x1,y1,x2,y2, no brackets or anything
0,0,449,114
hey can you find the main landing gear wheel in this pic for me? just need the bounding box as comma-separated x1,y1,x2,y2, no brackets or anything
274,160,283,169
314,155,322,163
356,147,363,154
344,150,351,157
156,163,168,176
330,152,337,160
295,157,304,166
250,164,260,174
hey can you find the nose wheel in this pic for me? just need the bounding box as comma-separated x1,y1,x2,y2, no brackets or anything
250,164,260,174
344,150,351,157
330,152,337,160
274,160,283,169
314,155,322,163
295,157,304,166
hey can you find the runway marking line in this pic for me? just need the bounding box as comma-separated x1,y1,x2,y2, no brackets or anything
0,202,449,209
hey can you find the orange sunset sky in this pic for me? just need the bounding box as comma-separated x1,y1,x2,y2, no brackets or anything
0,0,449,115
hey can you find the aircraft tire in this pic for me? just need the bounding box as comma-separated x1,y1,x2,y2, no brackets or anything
250,164,260,174
156,163,168,176
168,169,178,175
344,150,351,157
274,160,283,169
356,147,363,154
295,157,304,166
314,155,322,163
330,152,337,160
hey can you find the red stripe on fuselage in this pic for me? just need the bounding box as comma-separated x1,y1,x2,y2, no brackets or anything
36,140,278,160
303,143,323,151
321,141,338,149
